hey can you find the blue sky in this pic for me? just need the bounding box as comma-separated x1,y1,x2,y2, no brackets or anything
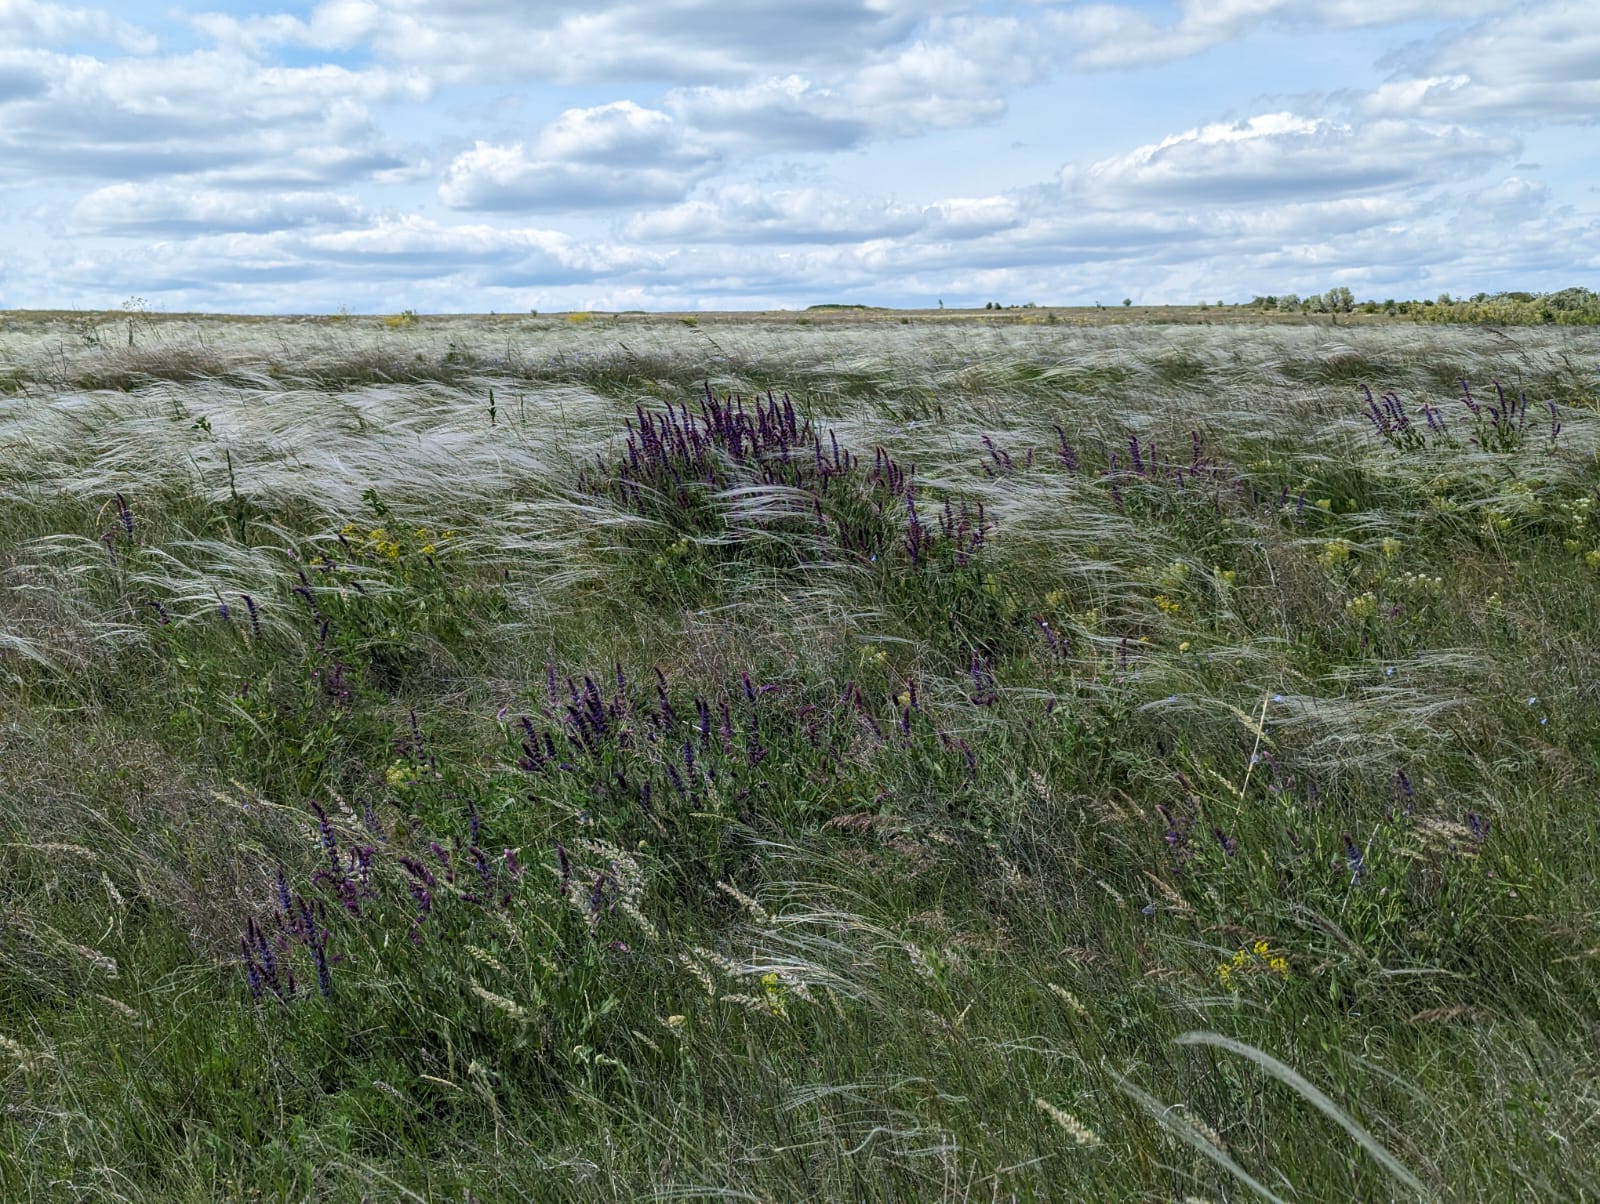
0,0,1594,312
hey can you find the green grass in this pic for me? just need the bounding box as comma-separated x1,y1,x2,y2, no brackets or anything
1,313,1598,1200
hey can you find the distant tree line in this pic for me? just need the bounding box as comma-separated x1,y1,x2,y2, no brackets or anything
1246,286,1600,325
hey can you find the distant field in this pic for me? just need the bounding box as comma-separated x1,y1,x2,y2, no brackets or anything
0,301,1406,337
1,313,1597,1200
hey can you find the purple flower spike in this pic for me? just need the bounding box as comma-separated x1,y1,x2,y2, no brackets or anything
241,943,263,999
311,934,334,998
1342,833,1364,883
1393,768,1414,804
311,802,339,871
556,842,572,897
239,593,261,639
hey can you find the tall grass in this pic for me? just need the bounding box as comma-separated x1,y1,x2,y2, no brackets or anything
1,312,1598,1200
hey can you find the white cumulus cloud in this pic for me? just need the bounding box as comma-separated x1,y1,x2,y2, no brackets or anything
439,101,720,211
1063,113,1517,205
1362,1,1600,124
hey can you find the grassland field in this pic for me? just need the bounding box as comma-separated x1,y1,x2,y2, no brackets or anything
0,308,1597,1202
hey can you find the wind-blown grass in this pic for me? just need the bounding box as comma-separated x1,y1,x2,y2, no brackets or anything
1,311,1598,1200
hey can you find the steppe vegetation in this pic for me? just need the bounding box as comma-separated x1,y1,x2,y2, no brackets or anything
1,309,1598,1200
1246,286,1600,325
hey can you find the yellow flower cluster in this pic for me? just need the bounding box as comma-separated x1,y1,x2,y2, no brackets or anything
652,535,692,569
385,760,425,790
1216,940,1290,990
759,971,789,1018
1345,591,1378,619
1318,539,1353,568
340,522,451,564
1552,498,1600,568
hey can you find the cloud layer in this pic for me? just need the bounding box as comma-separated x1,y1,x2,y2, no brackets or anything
0,0,1592,311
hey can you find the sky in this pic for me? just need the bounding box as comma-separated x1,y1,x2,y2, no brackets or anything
0,0,1595,313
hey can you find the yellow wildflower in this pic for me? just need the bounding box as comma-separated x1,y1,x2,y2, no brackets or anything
1345,592,1378,619
1319,539,1352,567
760,971,789,1018
1217,940,1291,990
385,761,422,790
